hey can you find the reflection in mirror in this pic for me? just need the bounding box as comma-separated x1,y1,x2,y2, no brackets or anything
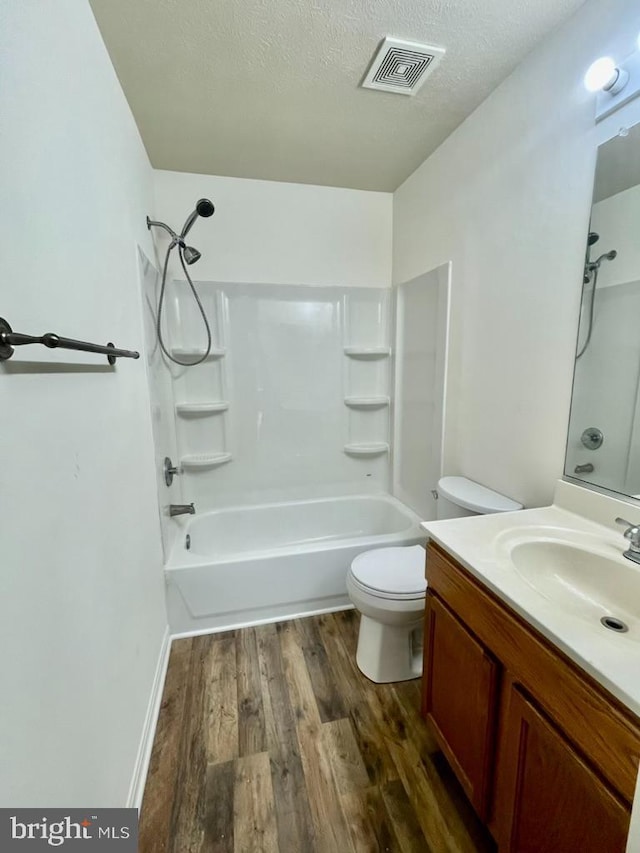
566,123,640,498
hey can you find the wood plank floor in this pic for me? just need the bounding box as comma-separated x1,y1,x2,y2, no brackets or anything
140,611,496,853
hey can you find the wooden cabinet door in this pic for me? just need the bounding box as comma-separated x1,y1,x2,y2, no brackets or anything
422,592,500,819
496,685,630,853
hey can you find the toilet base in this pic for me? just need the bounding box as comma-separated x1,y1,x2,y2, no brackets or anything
355,614,424,683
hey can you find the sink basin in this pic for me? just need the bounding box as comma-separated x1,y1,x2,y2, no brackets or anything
506,539,640,639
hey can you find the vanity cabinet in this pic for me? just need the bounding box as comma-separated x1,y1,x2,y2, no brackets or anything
496,684,629,852
422,593,499,819
421,541,640,852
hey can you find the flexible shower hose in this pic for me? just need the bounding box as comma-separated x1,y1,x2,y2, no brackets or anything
575,265,599,360
156,241,212,366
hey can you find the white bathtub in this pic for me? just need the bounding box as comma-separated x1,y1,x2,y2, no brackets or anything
166,494,425,635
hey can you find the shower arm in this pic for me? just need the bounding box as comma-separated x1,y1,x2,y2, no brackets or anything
146,217,179,243
146,218,193,254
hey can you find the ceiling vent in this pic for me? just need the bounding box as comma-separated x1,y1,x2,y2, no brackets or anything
361,37,446,96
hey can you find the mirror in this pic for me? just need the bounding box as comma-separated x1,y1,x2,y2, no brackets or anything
565,123,640,497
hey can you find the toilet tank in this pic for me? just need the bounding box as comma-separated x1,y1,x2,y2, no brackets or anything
436,476,523,520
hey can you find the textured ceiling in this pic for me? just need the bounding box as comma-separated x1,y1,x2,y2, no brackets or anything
89,0,586,191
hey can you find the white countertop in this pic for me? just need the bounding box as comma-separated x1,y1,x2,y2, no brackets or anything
421,488,640,718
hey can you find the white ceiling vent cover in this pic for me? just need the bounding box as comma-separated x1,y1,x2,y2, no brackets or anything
362,37,446,96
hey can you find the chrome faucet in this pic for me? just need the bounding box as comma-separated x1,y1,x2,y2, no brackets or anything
615,517,640,564
574,463,594,474
169,502,196,517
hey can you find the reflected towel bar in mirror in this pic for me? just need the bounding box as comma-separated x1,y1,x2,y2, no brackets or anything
0,317,139,365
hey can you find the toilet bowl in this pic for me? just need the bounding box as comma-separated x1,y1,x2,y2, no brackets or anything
347,477,523,683
347,545,426,683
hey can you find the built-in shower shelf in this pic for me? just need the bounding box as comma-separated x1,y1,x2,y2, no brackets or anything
181,453,232,469
170,347,226,361
176,401,229,415
344,442,389,457
344,396,390,409
343,346,391,359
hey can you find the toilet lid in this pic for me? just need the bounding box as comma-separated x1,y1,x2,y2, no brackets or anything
351,545,426,596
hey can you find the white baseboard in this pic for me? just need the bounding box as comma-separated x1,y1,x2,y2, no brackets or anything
126,626,172,810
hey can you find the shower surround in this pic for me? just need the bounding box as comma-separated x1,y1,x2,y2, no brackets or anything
140,259,448,634
168,281,394,511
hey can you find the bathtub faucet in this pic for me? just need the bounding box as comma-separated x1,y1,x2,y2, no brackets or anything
169,502,196,517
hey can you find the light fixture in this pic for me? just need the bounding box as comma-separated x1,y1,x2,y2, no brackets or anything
584,56,630,94
587,46,640,122
605,66,630,94
584,56,629,95
584,57,616,91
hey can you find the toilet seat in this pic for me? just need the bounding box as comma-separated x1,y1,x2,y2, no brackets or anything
350,545,426,600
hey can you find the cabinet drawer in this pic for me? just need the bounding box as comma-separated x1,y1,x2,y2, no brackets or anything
422,592,500,819
426,542,640,804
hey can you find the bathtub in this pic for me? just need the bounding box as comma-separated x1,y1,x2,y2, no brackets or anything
165,494,425,635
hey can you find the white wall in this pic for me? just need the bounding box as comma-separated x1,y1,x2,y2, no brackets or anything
153,170,392,287
393,0,640,509
0,0,167,806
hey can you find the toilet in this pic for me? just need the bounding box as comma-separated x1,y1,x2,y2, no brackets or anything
347,477,523,683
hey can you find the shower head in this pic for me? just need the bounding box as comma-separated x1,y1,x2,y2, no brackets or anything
182,245,202,265
585,248,617,282
588,231,600,246
180,198,215,238
197,198,215,217
594,249,617,265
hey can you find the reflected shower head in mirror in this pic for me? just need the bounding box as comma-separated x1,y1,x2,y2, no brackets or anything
146,197,216,366
577,240,617,359
583,234,615,283
584,232,600,284
588,249,617,272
